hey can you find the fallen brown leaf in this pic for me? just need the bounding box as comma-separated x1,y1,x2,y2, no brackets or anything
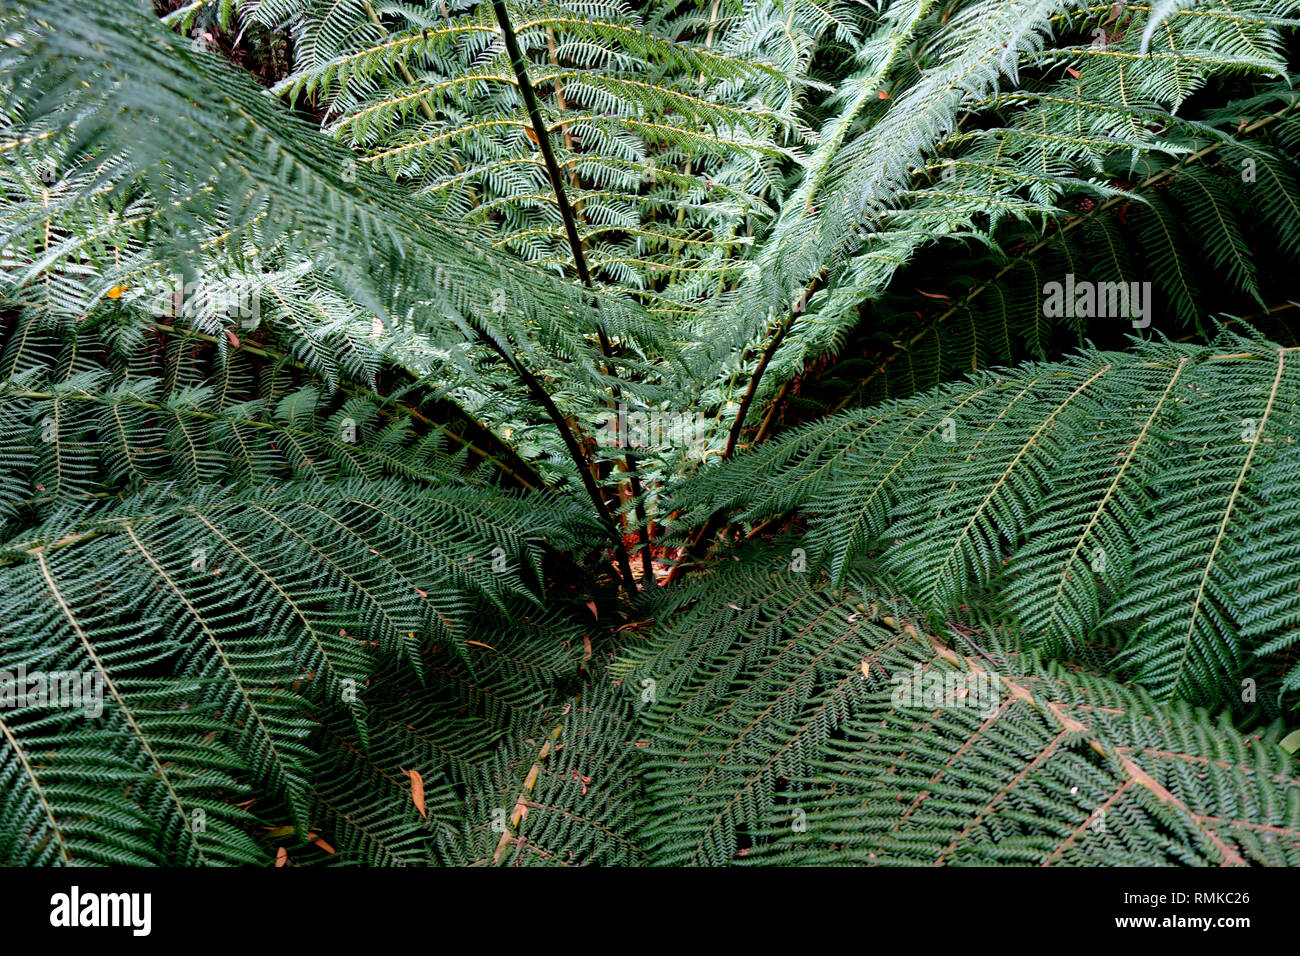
402,767,427,818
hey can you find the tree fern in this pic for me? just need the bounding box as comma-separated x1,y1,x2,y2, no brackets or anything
2,0,1299,869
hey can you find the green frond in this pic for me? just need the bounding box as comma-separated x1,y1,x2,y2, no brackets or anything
675,335,1300,707
625,554,1300,865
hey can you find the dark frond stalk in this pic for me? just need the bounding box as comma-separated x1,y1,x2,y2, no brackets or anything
475,333,637,596
493,0,653,585
355,0,638,593
753,377,793,445
491,0,593,290
666,274,822,584
721,285,813,458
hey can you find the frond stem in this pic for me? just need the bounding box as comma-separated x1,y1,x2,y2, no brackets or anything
474,332,638,598
493,0,652,585
666,274,821,583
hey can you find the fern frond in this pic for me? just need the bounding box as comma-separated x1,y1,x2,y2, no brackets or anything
626,555,1300,865
672,335,1300,706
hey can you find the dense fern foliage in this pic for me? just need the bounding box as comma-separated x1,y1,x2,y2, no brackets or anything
672,335,1300,705
2,0,1298,866
621,555,1300,865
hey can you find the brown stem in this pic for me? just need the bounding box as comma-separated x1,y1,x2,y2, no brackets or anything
722,303,800,458
753,377,793,446
494,0,653,585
